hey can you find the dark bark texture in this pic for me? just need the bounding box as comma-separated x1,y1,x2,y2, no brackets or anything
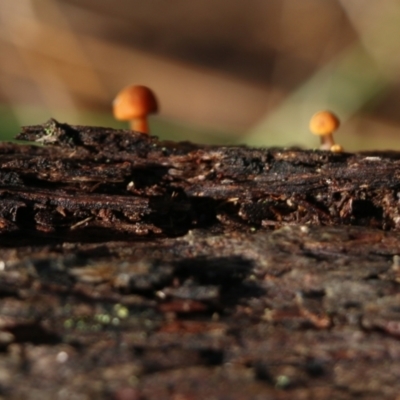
0,119,400,399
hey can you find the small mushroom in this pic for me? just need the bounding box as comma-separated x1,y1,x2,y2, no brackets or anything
309,111,341,151
113,85,158,134
330,144,343,153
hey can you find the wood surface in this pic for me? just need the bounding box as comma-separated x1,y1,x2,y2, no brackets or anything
0,119,400,399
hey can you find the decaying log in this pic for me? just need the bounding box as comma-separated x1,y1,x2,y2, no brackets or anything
0,119,400,399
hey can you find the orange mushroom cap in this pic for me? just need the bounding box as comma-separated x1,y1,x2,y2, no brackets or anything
113,85,158,121
309,111,340,136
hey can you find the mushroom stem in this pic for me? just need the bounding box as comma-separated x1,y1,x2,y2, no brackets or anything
130,118,149,134
320,133,335,150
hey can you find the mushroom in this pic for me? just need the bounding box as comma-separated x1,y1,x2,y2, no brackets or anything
330,144,343,153
309,111,341,151
113,85,158,134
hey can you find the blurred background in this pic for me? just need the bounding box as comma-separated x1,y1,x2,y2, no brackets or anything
1,0,400,150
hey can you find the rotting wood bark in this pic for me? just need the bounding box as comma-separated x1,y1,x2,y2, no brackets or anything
0,119,400,399
1,118,399,242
